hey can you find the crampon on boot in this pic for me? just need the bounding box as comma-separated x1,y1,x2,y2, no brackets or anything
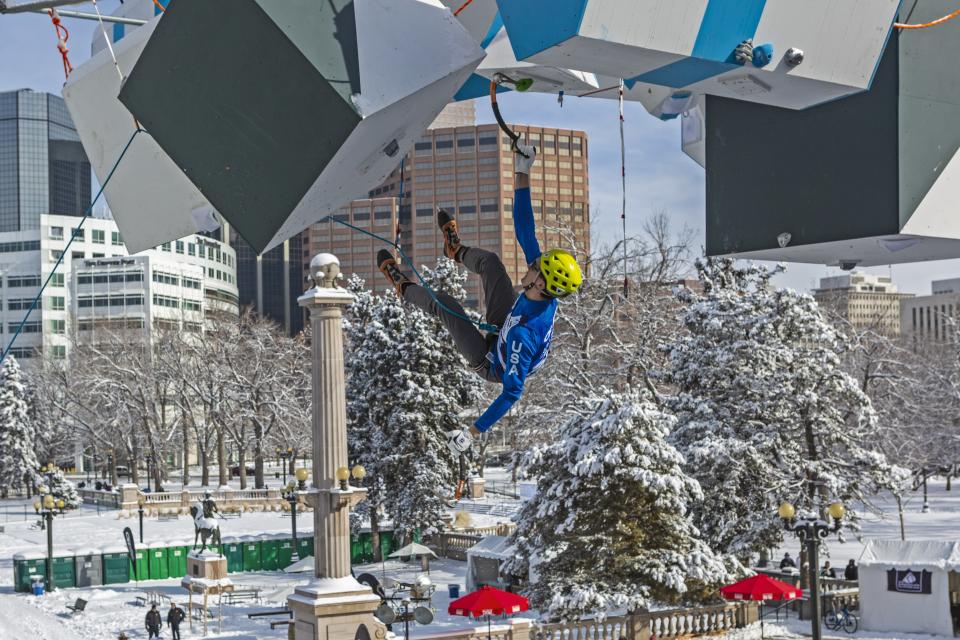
377,249,411,297
437,209,462,261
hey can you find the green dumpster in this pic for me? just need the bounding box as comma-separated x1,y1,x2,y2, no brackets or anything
147,542,169,580
277,536,295,569
167,542,188,578
221,536,243,573
101,545,131,585
241,536,261,572
380,530,395,558
297,534,314,561
13,551,47,593
51,551,76,588
130,547,149,581
260,534,280,571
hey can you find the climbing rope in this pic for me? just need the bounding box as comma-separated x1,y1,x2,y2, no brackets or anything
152,0,167,13
895,7,960,29
394,159,406,257
618,79,628,299
321,216,500,334
90,0,124,82
46,9,73,79
452,0,474,16
1,128,145,364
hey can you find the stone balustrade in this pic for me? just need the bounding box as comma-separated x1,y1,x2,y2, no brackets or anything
101,484,305,517
418,604,757,640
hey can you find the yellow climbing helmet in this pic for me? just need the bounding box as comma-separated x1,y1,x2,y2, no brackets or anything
538,249,583,297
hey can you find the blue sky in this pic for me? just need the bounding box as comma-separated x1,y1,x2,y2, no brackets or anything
2,2,958,294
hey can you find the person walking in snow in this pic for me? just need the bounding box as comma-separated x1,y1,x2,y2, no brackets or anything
377,142,583,453
167,602,186,640
145,604,162,639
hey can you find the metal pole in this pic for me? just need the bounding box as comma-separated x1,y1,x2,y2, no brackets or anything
290,497,299,562
808,529,822,640
139,506,144,544
45,511,54,592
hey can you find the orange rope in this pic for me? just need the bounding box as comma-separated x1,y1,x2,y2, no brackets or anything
453,0,473,17
152,0,166,13
895,7,960,29
47,9,73,79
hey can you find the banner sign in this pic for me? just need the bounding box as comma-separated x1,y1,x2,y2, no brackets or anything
123,527,137,576
886,569,932,594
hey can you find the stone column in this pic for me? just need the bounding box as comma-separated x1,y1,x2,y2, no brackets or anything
288,254,385,640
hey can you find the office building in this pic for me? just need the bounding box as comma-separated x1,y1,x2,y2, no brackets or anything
230,231,305,336
0,89,91,231
0,214,238,364
306,124,590,309
813,273,911,335
901,279,960,342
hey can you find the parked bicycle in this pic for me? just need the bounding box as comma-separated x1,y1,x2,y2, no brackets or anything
824,603,859,634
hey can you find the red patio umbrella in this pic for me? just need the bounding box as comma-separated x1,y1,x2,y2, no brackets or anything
448,586,530,640
721,574,802,601
721,574,801,638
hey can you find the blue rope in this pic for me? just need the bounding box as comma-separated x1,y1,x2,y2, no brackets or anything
1,128,144,364
322,216,499,334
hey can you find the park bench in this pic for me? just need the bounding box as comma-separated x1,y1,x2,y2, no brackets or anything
191,603,210,620
247,608,291,619
157,512,179,522
223,588,261,604
219,511,242,519
136,592,171,607
66,598,87,614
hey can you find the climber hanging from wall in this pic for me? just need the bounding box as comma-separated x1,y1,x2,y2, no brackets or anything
376,82,584,454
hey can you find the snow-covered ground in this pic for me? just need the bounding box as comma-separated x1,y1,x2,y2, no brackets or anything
0,476,957,639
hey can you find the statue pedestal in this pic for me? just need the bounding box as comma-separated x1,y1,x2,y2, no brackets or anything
288,577,386,640
186,551,227,580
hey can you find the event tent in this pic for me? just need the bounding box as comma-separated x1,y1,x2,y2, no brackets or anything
859,540,960,637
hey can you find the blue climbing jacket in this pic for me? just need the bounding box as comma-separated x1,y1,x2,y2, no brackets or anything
475,187,557,432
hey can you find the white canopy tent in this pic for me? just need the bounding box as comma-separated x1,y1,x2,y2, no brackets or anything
466,535,516,592
859,540,960,637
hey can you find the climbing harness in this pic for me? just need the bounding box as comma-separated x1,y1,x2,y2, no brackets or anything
895,7,960,29
1,128,145,364
321,216,500,334
46,9,73,80
618,79,628,299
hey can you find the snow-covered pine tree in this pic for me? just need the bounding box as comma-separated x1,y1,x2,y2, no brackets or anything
41,466,81,509
664,258,907,559
0,355,38,498
345,273,404,557
506,391,729,621
344,259,482,543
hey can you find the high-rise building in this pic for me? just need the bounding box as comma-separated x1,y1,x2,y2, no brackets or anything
900,279,960,342
0,214,239,364
306,124,590,309
230,231,305,336
0,90,91,232
429,101,476,129
813,273,912,335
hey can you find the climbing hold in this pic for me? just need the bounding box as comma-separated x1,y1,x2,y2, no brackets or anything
752,43,774,68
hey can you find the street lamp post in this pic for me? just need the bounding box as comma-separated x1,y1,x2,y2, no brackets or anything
778,501,846,640
137,496,146,544
277,448,293,485
33,490,65,592
282,468,310,562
